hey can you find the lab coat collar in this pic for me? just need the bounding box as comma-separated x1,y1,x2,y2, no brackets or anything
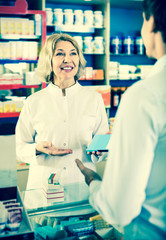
47,81,81,97
147,54,166,78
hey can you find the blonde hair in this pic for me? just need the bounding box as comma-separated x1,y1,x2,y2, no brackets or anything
36,33,86,82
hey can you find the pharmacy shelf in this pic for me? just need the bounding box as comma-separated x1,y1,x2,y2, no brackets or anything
0,34,40,40
0,84,40,90
0,112,20,118
47,24,95,33
0,59,38,64
109,107,118,118
109,79,140,87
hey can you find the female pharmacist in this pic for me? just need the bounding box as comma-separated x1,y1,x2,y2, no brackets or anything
76,0,166,239
15,33,109,193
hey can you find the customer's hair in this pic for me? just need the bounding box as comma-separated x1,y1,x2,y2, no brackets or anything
143,0,166,43
36,33,86,82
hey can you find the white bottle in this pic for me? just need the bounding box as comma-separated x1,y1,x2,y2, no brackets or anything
93,36,104,53
83,36,93,53
64,9,74,25
94,11,103,28
84,10,94,27
46,8,53,25
73,36,83,50
74,9,83,26
54,8,63,25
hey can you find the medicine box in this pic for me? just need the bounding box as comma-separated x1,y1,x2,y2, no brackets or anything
86,134,111,152
0,135,34,239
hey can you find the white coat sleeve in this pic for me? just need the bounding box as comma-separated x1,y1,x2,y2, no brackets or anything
15,99,37,165
89,84,159,226
91,94,109,163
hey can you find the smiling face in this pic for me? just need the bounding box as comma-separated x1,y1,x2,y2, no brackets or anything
52,40,80,87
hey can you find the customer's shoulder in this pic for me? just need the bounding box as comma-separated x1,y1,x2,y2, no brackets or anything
124,67,166,102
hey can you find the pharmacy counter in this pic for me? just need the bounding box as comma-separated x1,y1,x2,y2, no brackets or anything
21,182,121,239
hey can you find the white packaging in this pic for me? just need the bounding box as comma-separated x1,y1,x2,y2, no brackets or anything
16,41,23,60
25,71,41,85
0,42,3,59
29,42,38,60
93,36,104,53
74,9,83,26
94,11,103,28
29,20,34,35
8,18,16,34
22,41,29,60
22,19,29,35
84,10,94,27
35,14,42,36
15,18,23,35
0,18,9,34
73,36,83,50
83,36,93,53
2,42,10,59
64,9,73,25
85,67,93,80
15,98,25,112
46,8,53,25
53,8,63,25
10,41,17,60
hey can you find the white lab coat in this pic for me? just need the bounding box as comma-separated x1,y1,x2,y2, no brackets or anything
16,82,109,190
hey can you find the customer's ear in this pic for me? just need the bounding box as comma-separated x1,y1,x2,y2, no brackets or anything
149,15,155,33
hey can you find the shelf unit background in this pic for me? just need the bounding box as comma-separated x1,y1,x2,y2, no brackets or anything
110,6,155,66
0,0,46,130
45,0,110,86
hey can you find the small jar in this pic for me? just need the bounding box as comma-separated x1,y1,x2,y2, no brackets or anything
111,36,123,54
64,9,74,25
84,10,94,27
46,8,53,25
93,36,104,53
53,8,63,25
123,36,135,55
94,11,103,28
74,9,84,26
135,36,145,55
83,36,93,53
73,36,83,50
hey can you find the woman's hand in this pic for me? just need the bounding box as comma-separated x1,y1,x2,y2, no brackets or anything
36,141,72,156
75,159,102,185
